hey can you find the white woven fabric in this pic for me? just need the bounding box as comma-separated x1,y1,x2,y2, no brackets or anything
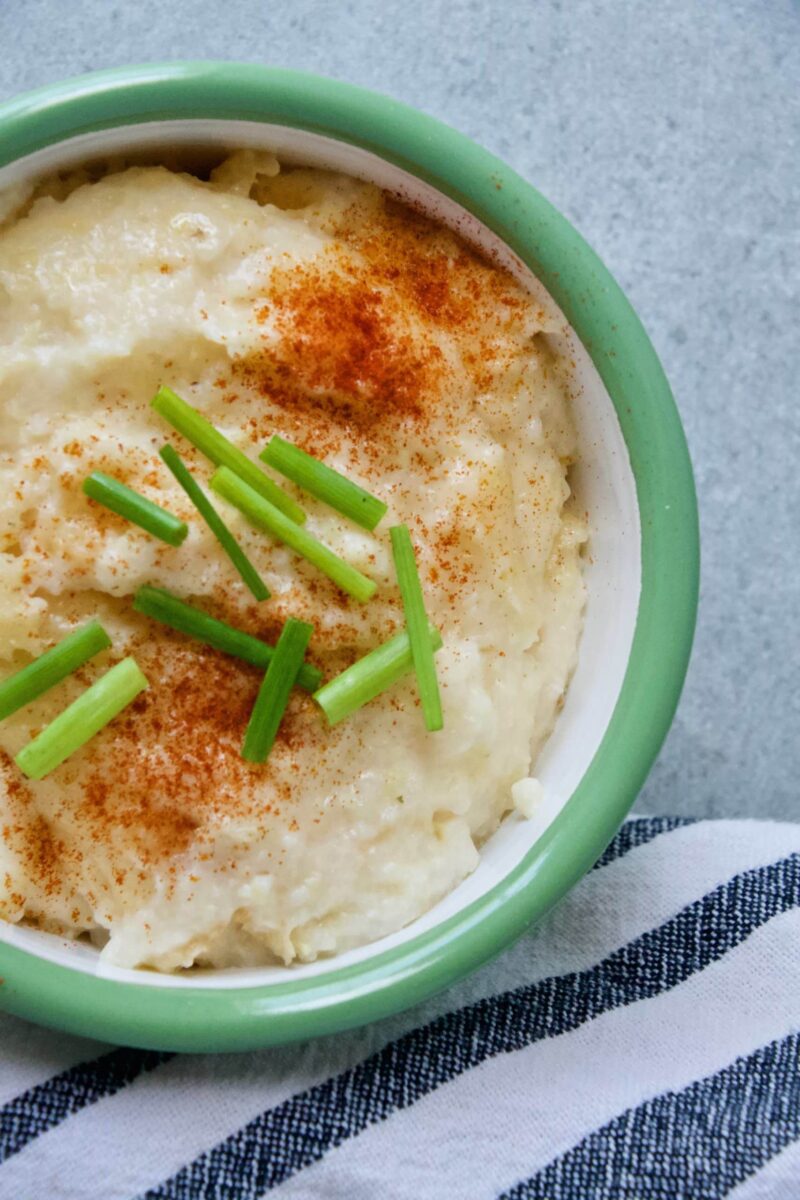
1,816,798,1200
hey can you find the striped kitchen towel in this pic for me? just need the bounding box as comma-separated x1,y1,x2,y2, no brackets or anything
1,815,799,1200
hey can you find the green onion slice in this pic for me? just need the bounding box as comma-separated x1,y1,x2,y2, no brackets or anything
314,624,442,726
390,523,443,731
82,471,188,547
15,657,149,780
211,467,377,604
151,386,305,524
0,621,112,722
132,586,322,693
261,435,388,531
159,443,269,601
242,618,314,763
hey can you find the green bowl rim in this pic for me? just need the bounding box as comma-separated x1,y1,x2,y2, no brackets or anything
0,62,699,1052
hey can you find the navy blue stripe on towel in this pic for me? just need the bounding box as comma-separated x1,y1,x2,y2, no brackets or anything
141,853,800,1199
592,815,695,870
0,1049,172,1166
0,815,678,1165
500,1031,800,1200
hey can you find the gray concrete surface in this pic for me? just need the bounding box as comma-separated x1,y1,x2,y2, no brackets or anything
0,1,797,819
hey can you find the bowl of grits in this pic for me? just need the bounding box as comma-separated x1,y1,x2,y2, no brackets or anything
0,63,698,1051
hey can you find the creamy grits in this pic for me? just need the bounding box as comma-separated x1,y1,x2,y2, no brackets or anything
0,152,586,970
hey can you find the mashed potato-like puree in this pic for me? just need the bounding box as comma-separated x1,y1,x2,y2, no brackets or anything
0,152,586,970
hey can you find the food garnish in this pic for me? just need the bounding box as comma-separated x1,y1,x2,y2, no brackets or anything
211,466,377,604
314,624,442,726
15,657,149,780
390,524,443,732
82,471,188,546
261,434,388,531
18,393,442,778
159,443,269,601
242,618,315,762
0,621,111,721
132,586,322,692
152,386,305,524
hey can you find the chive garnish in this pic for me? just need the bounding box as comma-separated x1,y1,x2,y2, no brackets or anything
0,621,111,722
151,387,305,525
211,467,377,604
15,657,149,780
260,435,388,531
159,444,269,601
390,524,443,731
313,625,442,726
132,586,322,693
242,618,314,762
82,471,188,547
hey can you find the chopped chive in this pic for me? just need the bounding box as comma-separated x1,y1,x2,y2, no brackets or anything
83,471,188,547
260,435,388,531
242,618,314,763
390,524,443,731
132,586,322,693
15,657,148,780
313,625,442,726
0,621,112,722
211,467,377,604
151,386,305,524
159,444,270,601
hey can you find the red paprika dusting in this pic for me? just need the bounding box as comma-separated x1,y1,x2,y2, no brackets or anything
0,752,65,906
1,176,559,924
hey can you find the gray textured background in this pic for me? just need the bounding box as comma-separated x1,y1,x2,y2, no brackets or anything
1,1,797,819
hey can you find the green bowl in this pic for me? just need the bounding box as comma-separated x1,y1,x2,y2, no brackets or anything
0,63,698,1052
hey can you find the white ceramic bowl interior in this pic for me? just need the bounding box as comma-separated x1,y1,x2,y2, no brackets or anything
0,121,640,989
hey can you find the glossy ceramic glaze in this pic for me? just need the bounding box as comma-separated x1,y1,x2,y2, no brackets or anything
0,64,698,1051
